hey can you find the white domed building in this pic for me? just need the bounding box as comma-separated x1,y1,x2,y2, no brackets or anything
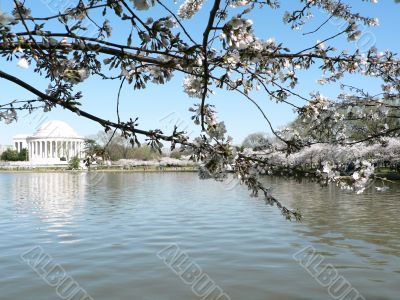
13,120,85,165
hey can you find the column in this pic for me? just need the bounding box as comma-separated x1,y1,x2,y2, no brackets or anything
44,140,48,159
37,141,40,159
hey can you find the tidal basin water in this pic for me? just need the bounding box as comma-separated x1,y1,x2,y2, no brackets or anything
0,172,399,300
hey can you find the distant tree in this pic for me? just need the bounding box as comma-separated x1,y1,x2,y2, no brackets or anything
83,139,106,168
68,156,80,170
18,148,28,161
126,146,161,161
242,133,271,150
0,148,28,161
169,150,182,159
96,131,131,161
285,99,400,144
169,146,192,159
1,149,19,161
95,130,166,161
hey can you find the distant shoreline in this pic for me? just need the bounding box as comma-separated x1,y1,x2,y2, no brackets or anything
0,165,198,173
1,166,399,181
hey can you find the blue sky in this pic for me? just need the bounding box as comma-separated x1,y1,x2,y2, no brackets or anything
1,0,400,145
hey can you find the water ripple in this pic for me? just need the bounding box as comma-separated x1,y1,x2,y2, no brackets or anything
0,172,399,300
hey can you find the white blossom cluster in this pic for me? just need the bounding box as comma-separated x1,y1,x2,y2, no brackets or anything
116,157,195,167
131,0,154,11
17,57,30,69
0,109,17,124
300,93,330,121
221,17,254,50
66,68,89,84
0,10,14,26
348,160,375,194
317,160,375,194
178,0,205,19
47,59,89,84
121,63,173,84
245,137,400,193
259,138,400,167
229,0,251,7
183,75,204,98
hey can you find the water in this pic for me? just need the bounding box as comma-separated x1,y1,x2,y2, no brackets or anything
0,172,399,300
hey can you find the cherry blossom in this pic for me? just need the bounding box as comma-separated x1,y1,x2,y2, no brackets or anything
17,57,29,69
1,0,399,219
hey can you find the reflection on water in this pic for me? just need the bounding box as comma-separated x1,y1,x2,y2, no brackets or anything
12,173,86,217
264,178,400,257
0,172,399,300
